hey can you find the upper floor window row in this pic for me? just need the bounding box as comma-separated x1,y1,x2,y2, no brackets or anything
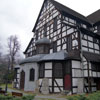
62,16,76,26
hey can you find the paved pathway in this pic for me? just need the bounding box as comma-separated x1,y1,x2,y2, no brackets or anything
34,95,67,100
1,86,67,100
1,86,28,96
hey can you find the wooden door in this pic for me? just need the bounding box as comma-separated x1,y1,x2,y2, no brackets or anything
97,80,100,90
20,70,25,90
64,75,71,90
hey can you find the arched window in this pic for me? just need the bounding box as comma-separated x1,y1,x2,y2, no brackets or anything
29,68,35,81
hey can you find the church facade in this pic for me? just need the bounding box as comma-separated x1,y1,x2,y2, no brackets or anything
14,0,100,94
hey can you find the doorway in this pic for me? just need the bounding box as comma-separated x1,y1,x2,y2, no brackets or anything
20,70,25,90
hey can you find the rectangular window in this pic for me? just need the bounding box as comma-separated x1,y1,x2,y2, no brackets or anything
44,24,47,37
65,61,70,74
36,30,38,40
53,17,57,32
91,63,100,72
53,41,57,52
30,69,35,81
53,63,63,78
39,63,44,78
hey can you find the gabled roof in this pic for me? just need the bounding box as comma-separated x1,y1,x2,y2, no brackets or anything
32,0,92,32
87,9,100,24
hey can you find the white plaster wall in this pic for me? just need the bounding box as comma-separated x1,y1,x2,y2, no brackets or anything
39,79,42,85
92,72,97,77
17,74,20,79
45,63,52,77
92,87,96,91
82,47,88,51
62,44,66,49
94,44,99,50
97,72,100,77
55,79,63,86
19,63,38,91
49,79,52,86
72,69,82,77
73,88,77,93
45,63,52,69
45,70,52,77
84,70,88,77
88,36,93,41
72,61,81,68
72,40,78,47
82,40,87,46
72,78,78,86
54,87,60,92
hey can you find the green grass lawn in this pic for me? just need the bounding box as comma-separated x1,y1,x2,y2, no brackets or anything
67,91,100,100
0,83,36,96
0,84,12,88
0,95,35,100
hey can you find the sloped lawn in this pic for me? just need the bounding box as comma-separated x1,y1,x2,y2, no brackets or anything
0,95,35,100
67,91,100,100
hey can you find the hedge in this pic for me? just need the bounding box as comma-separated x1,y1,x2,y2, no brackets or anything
67,91,100,100
0,95,35,100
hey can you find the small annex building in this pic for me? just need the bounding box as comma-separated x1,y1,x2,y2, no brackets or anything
14,0,100,94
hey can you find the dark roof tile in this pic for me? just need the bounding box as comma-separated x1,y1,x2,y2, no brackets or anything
51,0,91,25
87,9,100,24
83,51,100,62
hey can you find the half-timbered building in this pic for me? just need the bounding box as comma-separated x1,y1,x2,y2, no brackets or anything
14,0,100,94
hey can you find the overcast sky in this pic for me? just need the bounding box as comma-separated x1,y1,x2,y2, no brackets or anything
0,0,100,57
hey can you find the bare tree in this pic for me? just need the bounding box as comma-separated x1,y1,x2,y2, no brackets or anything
7,35,20,70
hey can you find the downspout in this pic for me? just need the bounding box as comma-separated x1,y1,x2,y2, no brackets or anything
87,61,91,93
79,26,84,93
